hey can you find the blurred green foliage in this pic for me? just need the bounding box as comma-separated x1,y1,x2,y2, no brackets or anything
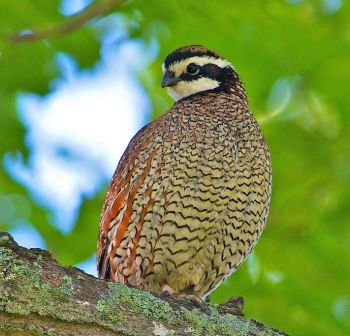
0,1,349,335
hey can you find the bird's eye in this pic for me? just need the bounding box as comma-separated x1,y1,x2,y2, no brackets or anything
186,63,199,75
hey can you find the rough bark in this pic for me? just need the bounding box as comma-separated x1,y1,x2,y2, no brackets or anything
0,232,287,336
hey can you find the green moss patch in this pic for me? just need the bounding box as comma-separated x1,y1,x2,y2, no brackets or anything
0,239,82,322
96,283,175,328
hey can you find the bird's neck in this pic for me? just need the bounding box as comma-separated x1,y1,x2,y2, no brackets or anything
175,87,249,117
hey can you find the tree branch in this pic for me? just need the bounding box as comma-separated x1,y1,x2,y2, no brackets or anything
0,232,288,335
7,0,125,43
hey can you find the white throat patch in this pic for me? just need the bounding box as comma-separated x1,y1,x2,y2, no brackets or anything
167,77,220,101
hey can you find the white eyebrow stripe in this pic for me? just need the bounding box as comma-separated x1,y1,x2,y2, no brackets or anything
181,56,232,68
161,62,166,73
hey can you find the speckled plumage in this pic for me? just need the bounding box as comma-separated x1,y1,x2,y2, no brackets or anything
97,46,272,299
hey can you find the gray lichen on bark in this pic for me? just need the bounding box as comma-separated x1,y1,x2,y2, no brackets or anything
0,232,287,335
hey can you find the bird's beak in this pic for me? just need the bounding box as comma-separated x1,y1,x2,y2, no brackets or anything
161,71,179,88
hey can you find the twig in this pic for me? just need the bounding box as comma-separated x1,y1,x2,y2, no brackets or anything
7,0,125,43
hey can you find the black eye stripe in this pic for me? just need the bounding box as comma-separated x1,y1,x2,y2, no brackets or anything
180,72,201,81
201,63,222,76
179,63,221,80
176,62,237,88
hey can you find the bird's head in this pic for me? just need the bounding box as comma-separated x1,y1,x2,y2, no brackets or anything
161,45,240,101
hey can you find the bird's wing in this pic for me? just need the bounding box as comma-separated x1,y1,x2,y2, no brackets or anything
96,120,162,280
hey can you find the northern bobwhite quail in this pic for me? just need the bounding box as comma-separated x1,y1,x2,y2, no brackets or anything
97,45,272,300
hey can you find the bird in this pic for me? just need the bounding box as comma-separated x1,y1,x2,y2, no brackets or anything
97,45,272,301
